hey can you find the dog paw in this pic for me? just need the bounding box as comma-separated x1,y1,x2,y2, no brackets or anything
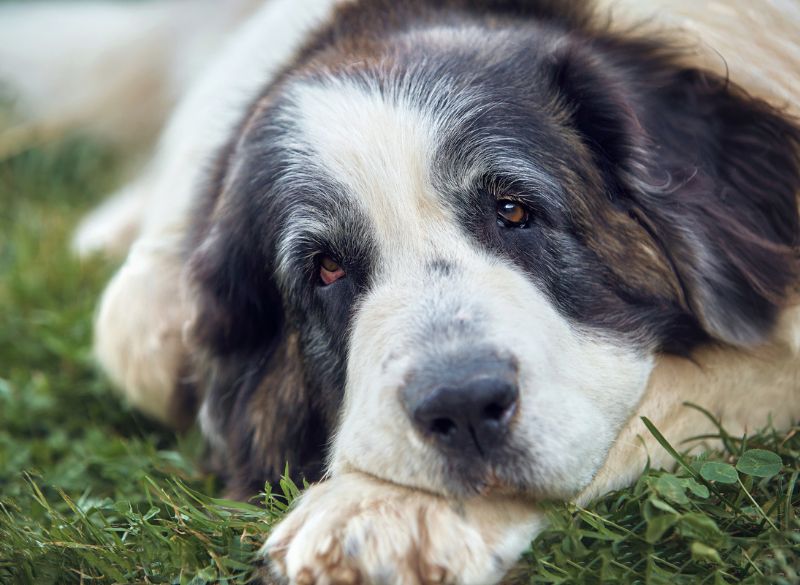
261,473,539,585
72,181,149,258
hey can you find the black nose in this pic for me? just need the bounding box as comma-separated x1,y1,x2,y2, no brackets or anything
403,360,519,456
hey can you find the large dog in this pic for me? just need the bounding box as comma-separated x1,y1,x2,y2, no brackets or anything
2,1,800,583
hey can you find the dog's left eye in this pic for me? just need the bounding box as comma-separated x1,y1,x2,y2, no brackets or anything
496,200,529,228
319,255,346,285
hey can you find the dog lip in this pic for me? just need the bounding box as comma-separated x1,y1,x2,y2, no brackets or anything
335,459,453,498
440,458,527,499
338,451,529,500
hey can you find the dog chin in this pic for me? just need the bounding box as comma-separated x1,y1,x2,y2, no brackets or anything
440,467,534,500
336,442,588,502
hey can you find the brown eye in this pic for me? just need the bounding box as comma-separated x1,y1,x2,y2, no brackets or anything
496,200,529,227
319,255,346,285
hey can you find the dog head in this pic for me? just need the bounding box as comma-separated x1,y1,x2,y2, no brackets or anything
187,3,800,499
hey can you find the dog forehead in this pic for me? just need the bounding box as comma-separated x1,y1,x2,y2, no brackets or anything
288,77,470,259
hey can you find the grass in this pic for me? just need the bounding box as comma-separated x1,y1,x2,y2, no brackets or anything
0,135,797,585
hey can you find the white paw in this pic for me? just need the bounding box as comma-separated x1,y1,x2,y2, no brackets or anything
93,243,188,425
261,474,537,585
72,182,147,258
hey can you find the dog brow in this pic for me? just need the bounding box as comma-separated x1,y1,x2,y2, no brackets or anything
275,212,334,277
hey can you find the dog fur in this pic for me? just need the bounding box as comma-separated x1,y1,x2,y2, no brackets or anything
2,1,799,584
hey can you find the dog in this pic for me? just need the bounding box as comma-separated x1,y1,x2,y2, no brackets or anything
2,1,800,583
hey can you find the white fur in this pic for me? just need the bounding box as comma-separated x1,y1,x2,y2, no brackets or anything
0,0,263,148
595,0,800,114
73,172,154,258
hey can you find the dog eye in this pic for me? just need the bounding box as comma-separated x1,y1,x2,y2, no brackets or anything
496,200,529,228
319,255,346,285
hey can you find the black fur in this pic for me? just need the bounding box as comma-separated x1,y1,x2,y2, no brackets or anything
549,33,800,346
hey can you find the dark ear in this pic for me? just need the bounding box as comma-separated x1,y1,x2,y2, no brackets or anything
187,210,283,356
186,206,328,494
551,36,800,347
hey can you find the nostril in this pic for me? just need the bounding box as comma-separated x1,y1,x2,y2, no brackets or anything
429,417,457,437
483,401,510,421
480,384,518,422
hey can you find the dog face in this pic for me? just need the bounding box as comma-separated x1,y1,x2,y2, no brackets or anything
282,74,656,498
187,5,800,499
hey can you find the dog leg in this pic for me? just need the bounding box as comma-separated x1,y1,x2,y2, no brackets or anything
93,236,190,425
581,336,800,502
72,172,156,258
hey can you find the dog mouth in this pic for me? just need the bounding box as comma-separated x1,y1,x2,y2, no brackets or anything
435,442,539,498
338,456,531,501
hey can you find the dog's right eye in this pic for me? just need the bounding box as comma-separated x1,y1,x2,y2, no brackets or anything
319,255,346,286
496,200,529,228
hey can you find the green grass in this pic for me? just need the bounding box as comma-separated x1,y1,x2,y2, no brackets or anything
0,137,797,584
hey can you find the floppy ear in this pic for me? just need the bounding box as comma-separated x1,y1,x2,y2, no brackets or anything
186,200,328,495
551,35,800,347
187,208,283,356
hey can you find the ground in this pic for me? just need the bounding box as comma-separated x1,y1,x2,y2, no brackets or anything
0,134,798,584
